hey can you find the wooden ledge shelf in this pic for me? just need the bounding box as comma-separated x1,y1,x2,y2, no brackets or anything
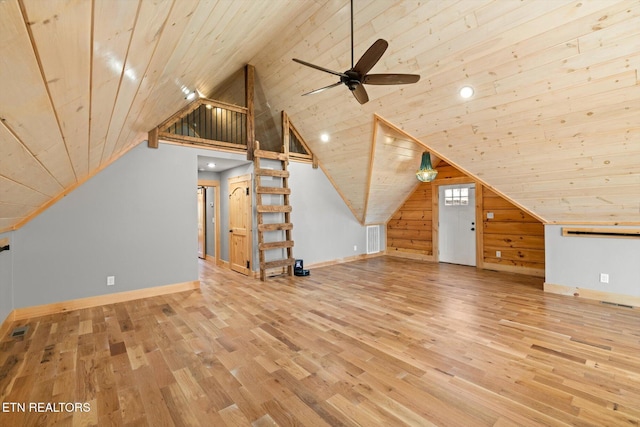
562,227,640,239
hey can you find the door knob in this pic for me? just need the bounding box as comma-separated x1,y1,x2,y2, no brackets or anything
471,227,475,231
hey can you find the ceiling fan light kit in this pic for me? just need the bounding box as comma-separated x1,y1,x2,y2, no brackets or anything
292,0,420,104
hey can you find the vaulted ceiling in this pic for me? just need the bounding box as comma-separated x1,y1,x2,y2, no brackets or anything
1,0,639,233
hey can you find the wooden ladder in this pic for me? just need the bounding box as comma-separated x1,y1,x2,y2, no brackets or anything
254,141,295,280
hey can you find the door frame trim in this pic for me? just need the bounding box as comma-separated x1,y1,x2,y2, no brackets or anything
198,179,221,266
197,187,206,259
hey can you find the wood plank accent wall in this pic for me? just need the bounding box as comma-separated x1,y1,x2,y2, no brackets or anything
387,163,545,276
387,183,433,259
482,188,545,275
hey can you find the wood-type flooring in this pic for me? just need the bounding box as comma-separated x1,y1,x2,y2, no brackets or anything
1,256,640,426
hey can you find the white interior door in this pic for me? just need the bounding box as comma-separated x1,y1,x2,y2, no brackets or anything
439,183,476,266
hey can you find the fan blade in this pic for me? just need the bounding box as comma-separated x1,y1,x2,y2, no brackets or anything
351,84,369,104
302,81,342,96
363,74,421,85
293,58,347,78
353,39,388,76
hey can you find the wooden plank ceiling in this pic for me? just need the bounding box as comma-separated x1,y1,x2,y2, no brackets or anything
1,0,639,233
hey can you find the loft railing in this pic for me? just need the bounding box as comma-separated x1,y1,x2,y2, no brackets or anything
151,98,319,165
289,128,308,156
282,111,316,167
158,99,248,151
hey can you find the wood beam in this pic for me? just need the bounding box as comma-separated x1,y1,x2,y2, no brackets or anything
245,64,255,161
148,127,159,149
282,111,289,156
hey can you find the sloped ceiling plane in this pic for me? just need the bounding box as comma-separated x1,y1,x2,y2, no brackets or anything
1,0,639,233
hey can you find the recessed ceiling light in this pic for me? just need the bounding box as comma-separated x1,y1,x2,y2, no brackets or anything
320,133,330,142
205,104,213,110
459,85,474,99
207,162,215,168
186,91,197,100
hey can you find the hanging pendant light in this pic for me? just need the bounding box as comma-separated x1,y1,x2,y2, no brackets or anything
416,152,438,182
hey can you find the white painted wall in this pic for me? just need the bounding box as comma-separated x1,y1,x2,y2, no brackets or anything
10,144,201,308
288,161,381,267
4,144,250,313
545,225,640,297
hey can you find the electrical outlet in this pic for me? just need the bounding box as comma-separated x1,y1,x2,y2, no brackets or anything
496,250,501,258
599,273,609,284
107,276,115,286
353,245,357,252
487,212,494,219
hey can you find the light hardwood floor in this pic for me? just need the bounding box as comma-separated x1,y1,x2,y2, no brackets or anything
1,257,640,426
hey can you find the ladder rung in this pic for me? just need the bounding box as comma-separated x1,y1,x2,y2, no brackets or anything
257,186,291,195
257,205,292,213
254,150,288,161
258,223,293,231
256,168,289,178
259,240,294,250
262,258,295,270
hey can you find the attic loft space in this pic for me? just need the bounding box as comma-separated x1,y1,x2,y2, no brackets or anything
152,97,249,152
147,65,314,164
148,97,314,158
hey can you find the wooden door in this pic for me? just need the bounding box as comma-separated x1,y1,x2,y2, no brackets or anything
197,187,206,259
438,183,476,266
229,175,251,275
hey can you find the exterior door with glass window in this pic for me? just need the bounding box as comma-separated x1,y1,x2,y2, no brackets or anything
438,183,476,266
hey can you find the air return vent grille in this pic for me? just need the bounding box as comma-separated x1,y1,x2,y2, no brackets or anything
11,326,29,338
366,225,380,254
562,227,640,240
